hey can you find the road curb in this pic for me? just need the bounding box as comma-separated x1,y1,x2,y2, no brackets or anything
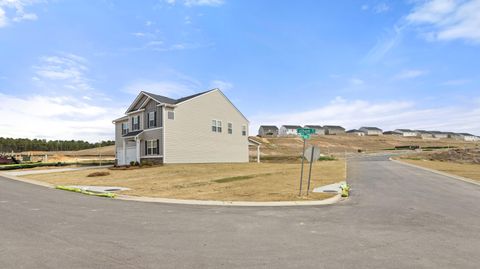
0,172,344,207
115,193,343,207
389,158,480,186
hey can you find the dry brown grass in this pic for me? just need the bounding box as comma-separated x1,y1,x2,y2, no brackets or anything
22,161,346,201
400,159,480,182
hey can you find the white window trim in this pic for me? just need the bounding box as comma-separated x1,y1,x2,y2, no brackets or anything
242,125,247,136
146,140,158,155
228,122,233,134
148,111,155,128
212,119,218,133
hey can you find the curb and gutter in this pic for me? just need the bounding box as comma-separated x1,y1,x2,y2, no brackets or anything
390,158,480,186
0,171,344,207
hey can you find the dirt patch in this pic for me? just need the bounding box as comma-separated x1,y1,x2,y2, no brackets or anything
87,171,110,177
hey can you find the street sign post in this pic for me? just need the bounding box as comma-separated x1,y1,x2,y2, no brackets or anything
296,128,316,196
305,146,320,195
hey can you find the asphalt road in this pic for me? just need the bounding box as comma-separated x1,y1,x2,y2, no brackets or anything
1,155,479,268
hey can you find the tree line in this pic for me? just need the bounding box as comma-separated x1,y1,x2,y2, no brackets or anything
0,137,114,153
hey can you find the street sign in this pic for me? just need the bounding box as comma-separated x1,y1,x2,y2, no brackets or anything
297,128,315,140
304,146,321,162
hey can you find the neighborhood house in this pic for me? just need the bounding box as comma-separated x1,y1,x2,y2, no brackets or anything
359,127,383,136
324,125,346,135
346,129,365,136
279,125,302,136
304,125,325,135
258,125,279,137
113,89,249,165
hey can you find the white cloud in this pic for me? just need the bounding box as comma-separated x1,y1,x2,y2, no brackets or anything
361,4,369,11
0,0,39,27
0,93,123,142
0,7,7,27
249,97,480,135
33,53,93,91
210,79,233,91
165,0,224,7
407,0,480,43
364,24,405,63
350,78,365,86
394,69,428,79
441,79,470,85
374,3,390,13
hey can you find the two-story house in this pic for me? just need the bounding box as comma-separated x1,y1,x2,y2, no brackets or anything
113,89,249,165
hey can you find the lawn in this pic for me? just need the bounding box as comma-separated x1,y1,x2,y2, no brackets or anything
400,159,480,182
22,161,346,201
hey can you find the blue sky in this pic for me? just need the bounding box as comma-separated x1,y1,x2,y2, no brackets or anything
1,0,479,141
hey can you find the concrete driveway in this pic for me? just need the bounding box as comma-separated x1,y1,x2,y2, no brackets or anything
0,155,479,268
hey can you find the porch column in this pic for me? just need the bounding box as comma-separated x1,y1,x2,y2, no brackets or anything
257,145,261,163
122,139,126,165
136,138,141,163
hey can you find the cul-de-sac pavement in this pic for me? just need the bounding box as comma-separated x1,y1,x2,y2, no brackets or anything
1,155,479,269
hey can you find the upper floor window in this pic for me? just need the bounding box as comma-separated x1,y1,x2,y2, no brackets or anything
148,111,156,128
228,123,233,134
242,125,247,136
132,115,140,130
212,120,222,133
168,111,175,120
121,123,129,135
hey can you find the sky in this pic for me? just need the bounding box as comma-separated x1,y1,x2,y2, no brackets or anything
0,0,479,142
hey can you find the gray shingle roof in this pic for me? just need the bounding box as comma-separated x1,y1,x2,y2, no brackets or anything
259,125,279,130
122,130,143,137
360,127,382,131
324,125,345,129
282,125,302,129
144,89,215,105
304,125,323,129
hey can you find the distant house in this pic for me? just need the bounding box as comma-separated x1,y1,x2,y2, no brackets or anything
279,125,302,136
346,129,365,136
394,129,417,137
383,131,402,136
429,131,449,139
258,125,279,137
457,133,479,142
304,125,325,135
415,130,434,139
359,127,383,136
0,155,14,165
324,125,345,135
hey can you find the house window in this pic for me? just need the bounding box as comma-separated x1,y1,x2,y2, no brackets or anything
212,120,217,132
242,125,247,136
132,116,140,130
228,123,233,134
168,111,175,120
145,140,159,155
212,120,222,133
121,123,129,135
148,111,156,128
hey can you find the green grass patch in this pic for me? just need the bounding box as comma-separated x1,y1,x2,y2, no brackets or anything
318,156,336,161
214,175,256,183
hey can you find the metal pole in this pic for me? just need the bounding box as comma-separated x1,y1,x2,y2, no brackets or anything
298,138,306,196
306,146,315,196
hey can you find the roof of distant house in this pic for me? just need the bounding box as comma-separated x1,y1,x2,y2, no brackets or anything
346,129,362,133
323,125,345,129
282,125,302,129
304,125,323,129
360,127,382,131
259,125,279,129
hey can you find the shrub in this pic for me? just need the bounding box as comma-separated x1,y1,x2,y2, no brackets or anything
130,161,135,166
87,171,110,177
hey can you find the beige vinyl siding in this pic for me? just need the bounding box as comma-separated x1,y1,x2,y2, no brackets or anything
164,90,249,163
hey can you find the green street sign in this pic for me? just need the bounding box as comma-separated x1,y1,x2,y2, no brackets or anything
301,134,311,140
297,128,316,135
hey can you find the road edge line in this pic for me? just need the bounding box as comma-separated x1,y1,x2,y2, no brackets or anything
389,158,480,187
